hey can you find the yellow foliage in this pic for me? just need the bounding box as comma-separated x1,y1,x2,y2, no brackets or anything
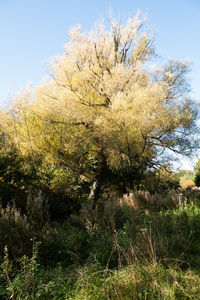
0,15,197,178
180,180,195,189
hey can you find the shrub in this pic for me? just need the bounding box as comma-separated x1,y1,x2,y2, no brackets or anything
180,179,195,189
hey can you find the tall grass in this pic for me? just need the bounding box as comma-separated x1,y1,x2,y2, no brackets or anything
1,188,200,298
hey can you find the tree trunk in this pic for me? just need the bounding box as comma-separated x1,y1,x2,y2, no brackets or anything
88,157,106,208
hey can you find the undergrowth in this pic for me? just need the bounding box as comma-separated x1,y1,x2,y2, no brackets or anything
1,189,200,299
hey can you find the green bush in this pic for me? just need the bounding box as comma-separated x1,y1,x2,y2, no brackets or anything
194,168,200,187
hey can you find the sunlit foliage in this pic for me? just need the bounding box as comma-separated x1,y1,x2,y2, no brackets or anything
1,14,197,201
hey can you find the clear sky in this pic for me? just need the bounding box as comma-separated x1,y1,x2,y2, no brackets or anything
0,0,199,168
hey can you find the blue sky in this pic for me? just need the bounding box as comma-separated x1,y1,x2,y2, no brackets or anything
0,0,200,168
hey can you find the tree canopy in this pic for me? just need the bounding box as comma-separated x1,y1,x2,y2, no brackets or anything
1,14,198,203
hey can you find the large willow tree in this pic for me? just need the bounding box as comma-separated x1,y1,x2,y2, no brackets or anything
2,14,197,202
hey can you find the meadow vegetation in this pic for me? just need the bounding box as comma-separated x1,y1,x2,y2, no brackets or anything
1,189,200,299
